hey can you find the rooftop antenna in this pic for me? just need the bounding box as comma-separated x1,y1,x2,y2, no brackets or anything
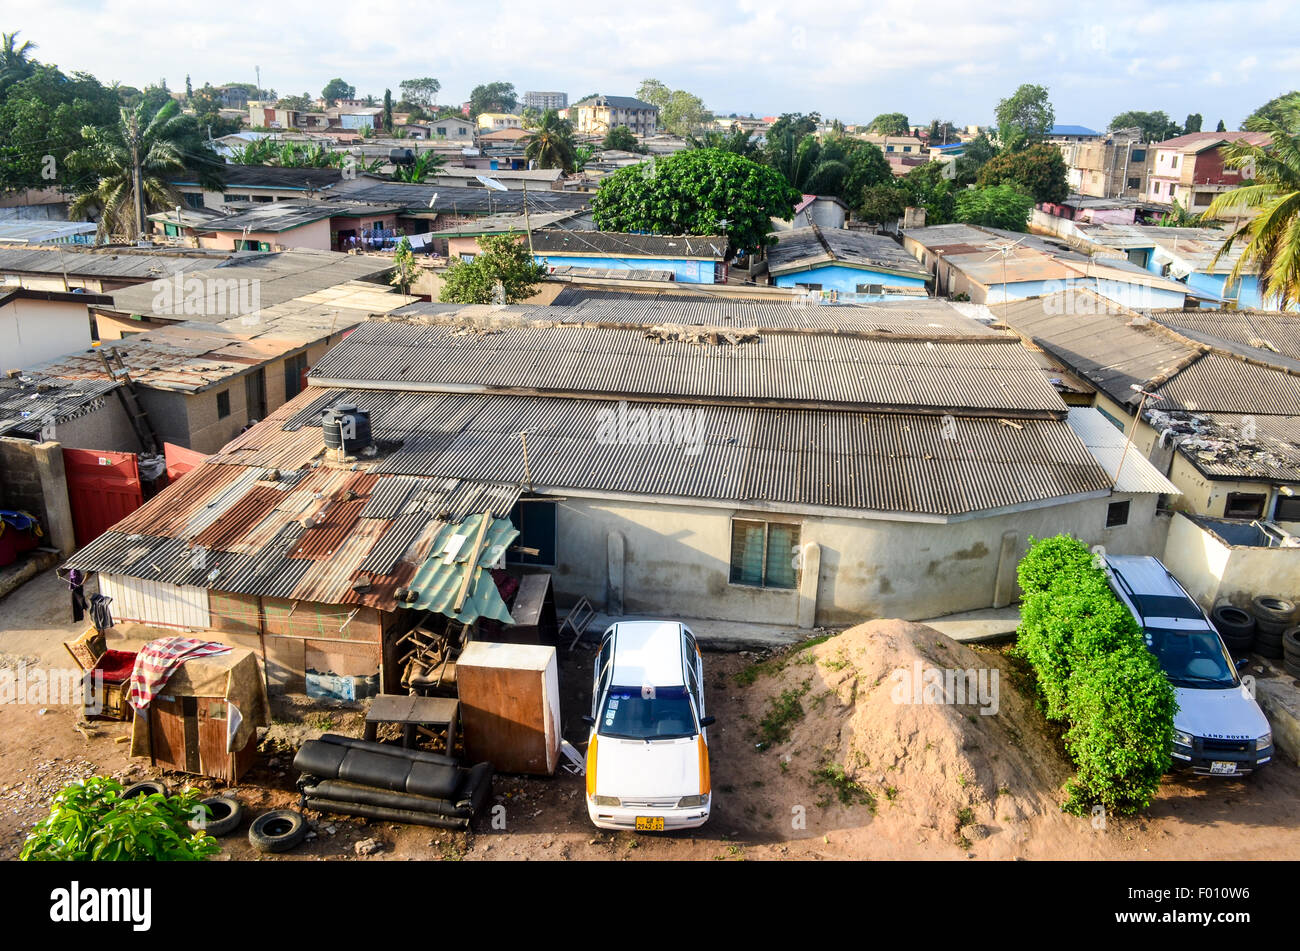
982,236,1027,323
1114,384,1162,484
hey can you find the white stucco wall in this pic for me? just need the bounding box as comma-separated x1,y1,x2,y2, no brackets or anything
543,489,1169,628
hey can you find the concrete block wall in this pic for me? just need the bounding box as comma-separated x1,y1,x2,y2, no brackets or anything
0,437,76,554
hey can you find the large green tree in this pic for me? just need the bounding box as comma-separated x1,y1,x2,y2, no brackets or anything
399,77,440,110
858,162,956,225
976,143,1068,203
1109,110,1181,142
439,232,547,304
954,183,1035,231
1206,94,1300,308
0,63,120,191
636,78,708,136
995,83,1055,148
68,98,224,240
867,112,910,135
591,148,799,254
321,78,354,104
468,82,517,117
525,110,577,172
1245,92,1300,129
601,125,643,152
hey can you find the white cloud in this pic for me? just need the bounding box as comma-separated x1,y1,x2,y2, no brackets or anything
18,0,1298,127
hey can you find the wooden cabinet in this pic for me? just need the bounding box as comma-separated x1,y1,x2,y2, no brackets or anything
456,642,560,776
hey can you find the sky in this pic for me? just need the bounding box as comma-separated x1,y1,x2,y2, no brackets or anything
13,0,1300,130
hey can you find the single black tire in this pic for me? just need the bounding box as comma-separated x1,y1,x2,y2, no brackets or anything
1251,596,1296,625
190,795,243,837
1222,633,1255,654
1284,627,1300,660
1255,616,1290,637
121,780,168,800
1284,657,1300,679
1212,604,1255,639
248,809,307,853
1255,635,1285,659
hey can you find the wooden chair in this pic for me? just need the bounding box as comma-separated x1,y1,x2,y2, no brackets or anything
62,629,136,721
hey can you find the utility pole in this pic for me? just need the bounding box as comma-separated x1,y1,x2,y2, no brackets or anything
131,116,145,242
521,180,534,257
1115,384,1162,484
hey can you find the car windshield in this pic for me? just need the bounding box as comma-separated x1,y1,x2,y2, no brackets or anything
1142,628,1238,688
599,685,697,740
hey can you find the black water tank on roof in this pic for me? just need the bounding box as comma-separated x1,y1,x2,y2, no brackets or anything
389,148,416,166
322,404,372,453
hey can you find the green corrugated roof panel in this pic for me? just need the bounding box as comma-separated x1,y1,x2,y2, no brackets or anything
405,513,520,624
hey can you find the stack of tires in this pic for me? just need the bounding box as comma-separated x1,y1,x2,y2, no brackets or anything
1283,626,1300,679
1250,596,1296,660
1211,603,1256,656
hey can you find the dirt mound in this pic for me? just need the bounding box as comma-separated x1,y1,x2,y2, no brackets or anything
732,619,1079,856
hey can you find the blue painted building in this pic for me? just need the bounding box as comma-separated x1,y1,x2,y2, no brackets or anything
529,231,727,284
767,225,930,299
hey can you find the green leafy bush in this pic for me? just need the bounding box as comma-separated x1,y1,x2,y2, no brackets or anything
21,776,220,861
1015,535,1177,814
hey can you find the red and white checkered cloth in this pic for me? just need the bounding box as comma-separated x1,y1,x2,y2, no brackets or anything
128,636,232,714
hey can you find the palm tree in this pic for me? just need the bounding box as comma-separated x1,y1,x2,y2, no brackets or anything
685,126,759,159
1207,97,1300,308
69,99,222,241
0,31,36,87
391,150,446,184
524,110,576,172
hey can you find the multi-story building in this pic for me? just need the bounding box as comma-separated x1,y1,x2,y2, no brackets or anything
1146,131,1269,216
1058,128,1152,199
570,95,659,136
523,91,568,112
475,112,523,132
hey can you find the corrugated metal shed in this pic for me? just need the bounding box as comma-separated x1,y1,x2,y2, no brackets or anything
1066,408,1180,494
309,321,1065,416
0,375,119,436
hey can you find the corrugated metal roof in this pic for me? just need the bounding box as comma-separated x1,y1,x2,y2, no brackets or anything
0,375,119,436
256,385,1109,516
768,226,930,279
999,292,1201,408
0,246,228,280
1147,310,1300,363
309,320,1064,415
331,180,592,216
1066,408,1180,494
530,231,726,259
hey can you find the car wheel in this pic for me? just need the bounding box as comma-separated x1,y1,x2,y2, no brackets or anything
121,780,168,800
190,795,243,837
248,809,307,853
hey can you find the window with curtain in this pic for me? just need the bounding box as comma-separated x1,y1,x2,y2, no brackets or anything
730,519,800,589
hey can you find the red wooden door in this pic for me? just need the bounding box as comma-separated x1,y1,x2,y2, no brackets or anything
62,448,143,548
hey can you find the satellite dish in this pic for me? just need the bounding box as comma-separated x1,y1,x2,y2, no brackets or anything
476,174,508,192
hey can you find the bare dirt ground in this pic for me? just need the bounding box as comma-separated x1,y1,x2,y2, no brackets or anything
1,570,1298,861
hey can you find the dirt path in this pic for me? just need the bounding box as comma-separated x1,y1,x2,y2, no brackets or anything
1,572,1297,861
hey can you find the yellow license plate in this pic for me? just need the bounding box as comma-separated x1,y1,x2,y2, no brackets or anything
635,816,665,831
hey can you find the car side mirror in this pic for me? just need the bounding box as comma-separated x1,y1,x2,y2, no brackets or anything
699,716,716,728
581,715,596,726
